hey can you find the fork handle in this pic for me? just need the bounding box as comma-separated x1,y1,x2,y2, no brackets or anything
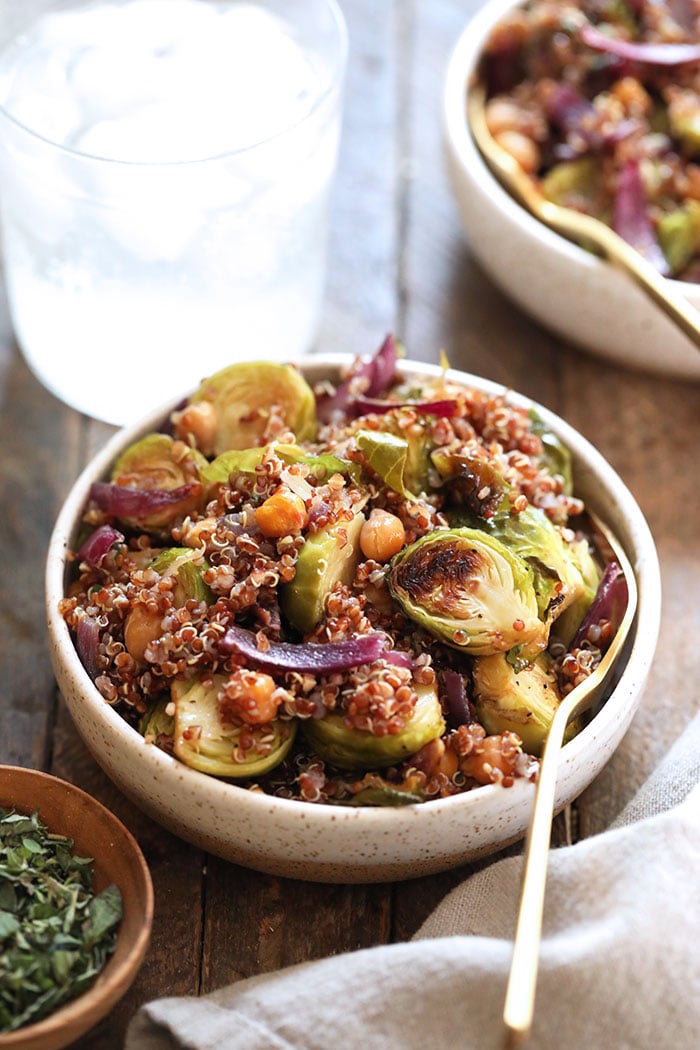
501,704,570,1048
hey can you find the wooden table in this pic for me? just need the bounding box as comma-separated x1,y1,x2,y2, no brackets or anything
1,2,698,1045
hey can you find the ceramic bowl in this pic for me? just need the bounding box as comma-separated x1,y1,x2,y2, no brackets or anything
45,356,661,883
0,766,153,1050
443,0,700,381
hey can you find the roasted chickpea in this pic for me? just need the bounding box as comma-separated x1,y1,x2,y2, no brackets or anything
255,487,308,537
124,605,163,662
360,509,406,562
174,401,218,455
494,130,541,174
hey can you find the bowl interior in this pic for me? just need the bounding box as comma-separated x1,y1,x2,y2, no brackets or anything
0,766,153,1050
43,357,661,881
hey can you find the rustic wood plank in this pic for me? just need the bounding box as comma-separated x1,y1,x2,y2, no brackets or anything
561,357,700,834
201,866,391,989
0,312,82,770
50,698,205,1049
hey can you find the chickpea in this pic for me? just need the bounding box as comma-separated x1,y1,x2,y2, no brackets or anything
255,487,308,537
360,509,406,562
124,605,163,662
225,671,281,725
494,130,541,175
410,737,459,780
485,97,522,136
460,733,519,785
174,401,218,455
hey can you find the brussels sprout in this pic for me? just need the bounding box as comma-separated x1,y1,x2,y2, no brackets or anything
281,512,364,635
189,362,316,454
541,157,603,214
110,434,206,530
657,202,700,276
356,430,418,499
472,653,579,757
528,412,573,495
302,683,445,770
151,548,212,606
431,449,511,519
201,446,266,487
550,538,601,646
275,444,361,484
172,676,296,778
139,696,175,742
389,529,545,656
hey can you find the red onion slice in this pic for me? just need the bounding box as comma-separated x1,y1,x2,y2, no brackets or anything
572,561,629,651
439,668,475,727
317,334,398,423
220,625,389,674
613,160,670,275
349,396,459,419
76,616,101,681
78,524,125,567
580,24,700,66
89,481,201,518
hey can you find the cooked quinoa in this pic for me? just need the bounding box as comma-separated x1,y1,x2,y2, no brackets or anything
483,0,700,280
60,341,623,806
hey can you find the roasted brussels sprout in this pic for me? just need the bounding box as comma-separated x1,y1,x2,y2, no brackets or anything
302,683,445,770
389,529,545,656
472,653,579,756
281,511,364,635
431,449,510,519
172,676,296,778
139,696,175,743
658,201,700,276
188,362,316,454
550,537,601,646
110,434,206,530
356,430,418,500
151,548,212,606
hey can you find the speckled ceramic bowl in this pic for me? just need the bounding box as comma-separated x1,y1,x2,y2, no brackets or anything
46,357,661,883
444,0,700,381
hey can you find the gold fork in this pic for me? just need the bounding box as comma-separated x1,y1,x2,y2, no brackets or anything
468,83,700,353
501,510,638,1049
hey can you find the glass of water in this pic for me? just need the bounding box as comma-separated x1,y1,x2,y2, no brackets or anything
0,0,347,424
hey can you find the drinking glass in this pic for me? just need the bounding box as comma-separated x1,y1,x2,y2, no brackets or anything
0,0,347,423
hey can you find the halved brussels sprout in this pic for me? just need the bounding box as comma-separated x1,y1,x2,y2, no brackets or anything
549,538,601,646
151,548,212,606
472,653,579,757
541,156,603,214
111,434,206,530
657,201,700,276
189,362,316,454
201,446,266,487
139,696,175,742
172,676,296,778
281,511,364,635
302,683,445,770
389,529,545,655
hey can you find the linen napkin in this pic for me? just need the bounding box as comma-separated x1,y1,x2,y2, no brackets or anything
126,714,700,1050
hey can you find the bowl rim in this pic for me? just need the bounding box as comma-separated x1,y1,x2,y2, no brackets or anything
45,355,661,830
442,0,700,301
0,765,153,1047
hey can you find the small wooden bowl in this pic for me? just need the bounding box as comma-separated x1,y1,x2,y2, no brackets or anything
0,766,153,1050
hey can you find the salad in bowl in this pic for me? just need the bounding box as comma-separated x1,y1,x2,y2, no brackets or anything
58,337,628,810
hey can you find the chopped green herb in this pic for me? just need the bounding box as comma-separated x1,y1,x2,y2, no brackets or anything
0,807,122,1033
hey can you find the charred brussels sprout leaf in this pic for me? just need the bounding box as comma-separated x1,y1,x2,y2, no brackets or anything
110,434,206,530
281,512,364,635
189,362,316,454
201,446,266,487
389,529,545,656
472,653,580,757
432,449,511,519
172,676,296,778
302,684,444,770
274,444,361,484
151,548,212,606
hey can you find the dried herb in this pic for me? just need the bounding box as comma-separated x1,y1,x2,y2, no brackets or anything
0,808,122,1033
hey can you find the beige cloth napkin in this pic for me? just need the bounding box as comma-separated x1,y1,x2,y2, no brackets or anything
126,714,700,1050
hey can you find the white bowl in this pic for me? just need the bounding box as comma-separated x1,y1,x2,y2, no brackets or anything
46,357,661,883
443,0,700,381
